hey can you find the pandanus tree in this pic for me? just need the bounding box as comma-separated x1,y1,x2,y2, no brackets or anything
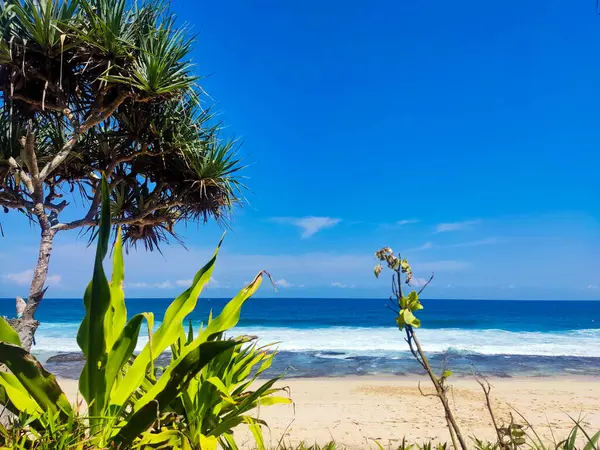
0,0,244,350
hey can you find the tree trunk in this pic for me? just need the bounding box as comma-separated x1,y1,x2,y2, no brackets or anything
13,228,56,352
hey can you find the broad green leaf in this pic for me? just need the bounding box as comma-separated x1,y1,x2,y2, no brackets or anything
0,372,41,415
407,291,419,306
0,342,71,417
246,418,265,450
0,316,20,346
222,433,240,450
442,370,452,378
205,376,236,404
112,339,239,448
400,296,408,309
258,396,292,407
107,228,127,349
111,237,224,407
104,313,150,401
402,309,420,328
395,315,406,330
137,430,191,449
212,378,280,435
199,435,218,450
0,384,21,417
77,176,111,428
199,271,264,341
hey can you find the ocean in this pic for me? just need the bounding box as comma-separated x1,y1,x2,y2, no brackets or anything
1,297,599,379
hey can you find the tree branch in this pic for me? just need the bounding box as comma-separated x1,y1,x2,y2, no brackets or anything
38,92,131,181
7,157,34,194
417,273,435,296
12,94,65,113
51,200,186,232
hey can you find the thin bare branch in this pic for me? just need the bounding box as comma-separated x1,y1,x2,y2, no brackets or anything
417,273,435,295
418,381,438,398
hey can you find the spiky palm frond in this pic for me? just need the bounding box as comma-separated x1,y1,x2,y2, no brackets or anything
101,14,196,95
76,0,135,57
9,0,80,52
1,0,247,255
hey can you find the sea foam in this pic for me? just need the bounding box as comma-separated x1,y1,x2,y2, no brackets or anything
31,322,600,359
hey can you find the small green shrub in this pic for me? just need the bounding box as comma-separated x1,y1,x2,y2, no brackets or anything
141,327,291,449
0,177,275,449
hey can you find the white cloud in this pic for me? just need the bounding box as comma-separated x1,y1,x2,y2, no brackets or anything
6,270,34,285
397,219,419,226
435,219,482,233
331,281,356,289
446,238,501,248
46,274,62,285
409,238,501,253
5,270,61,286
175,277,219,288
129,281,172,289
408,277,429,287
271,216,341,238
274,278,294,288
588,284,599,289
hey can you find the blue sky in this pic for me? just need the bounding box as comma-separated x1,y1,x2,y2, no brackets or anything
1,0,599,300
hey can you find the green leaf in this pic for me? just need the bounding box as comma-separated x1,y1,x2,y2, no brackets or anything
0,316,20,346
246,418,266,450
104,313,150,402
111,237,224,408
395,315,406,330
0,372,41,415
400,296,408,309
199,435,218,450
77,176,112,429
407,291,419,306
106,228,127,349
205,376,236,405
137,429,191,449
112,339,239,448
583,430,600,450
198,271,264,341
0,342,71,417
402,309,420,327
442,370,452,378
257,396,292,407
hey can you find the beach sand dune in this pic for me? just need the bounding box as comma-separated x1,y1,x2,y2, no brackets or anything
59,376,600,449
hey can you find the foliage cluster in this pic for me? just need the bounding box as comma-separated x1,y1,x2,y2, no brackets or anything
0,178,289,449
0,0,245,350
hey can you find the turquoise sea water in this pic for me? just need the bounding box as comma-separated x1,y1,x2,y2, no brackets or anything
1,298,599,378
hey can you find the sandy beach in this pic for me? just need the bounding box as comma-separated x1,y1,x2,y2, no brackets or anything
58,375,600,449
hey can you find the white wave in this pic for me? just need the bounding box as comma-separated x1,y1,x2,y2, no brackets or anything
31,323,600,359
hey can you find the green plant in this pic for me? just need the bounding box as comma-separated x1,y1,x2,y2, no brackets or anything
0,409,91,449
159,328,291,449
0,177,268,448
0,0,245,351
374,247,466,450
